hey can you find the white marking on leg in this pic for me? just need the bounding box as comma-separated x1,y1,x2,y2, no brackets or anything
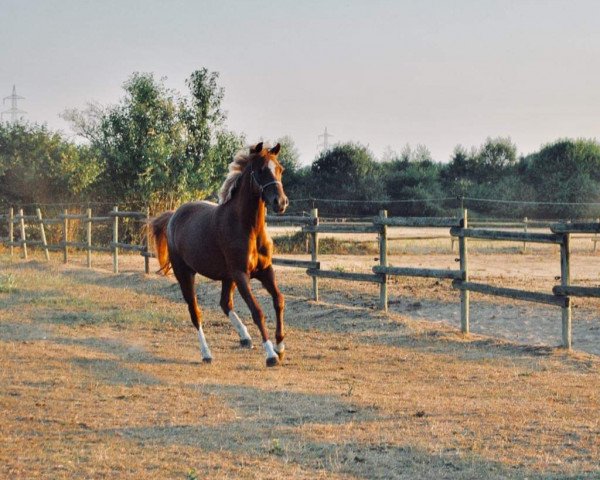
275,341,285,354
268,160,276,175
228,311,251,341
197,327,212,360
263,340,277,359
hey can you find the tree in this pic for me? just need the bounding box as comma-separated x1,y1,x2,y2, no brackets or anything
309,143,384,214
466,137,518,187
0,122,99,206
275,135,301,175
383,154,445,216
64,69,242,209
521,139,600,217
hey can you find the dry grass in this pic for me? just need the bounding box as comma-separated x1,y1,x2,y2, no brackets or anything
1,250,599,479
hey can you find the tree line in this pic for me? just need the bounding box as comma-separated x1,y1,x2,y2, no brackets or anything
1,69,600,219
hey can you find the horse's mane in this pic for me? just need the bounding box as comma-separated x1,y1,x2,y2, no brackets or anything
218,149,251,204
218,144,268,204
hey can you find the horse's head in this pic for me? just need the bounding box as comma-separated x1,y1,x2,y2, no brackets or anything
249,142,289,214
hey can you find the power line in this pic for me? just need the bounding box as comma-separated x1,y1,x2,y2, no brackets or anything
463,197,600,206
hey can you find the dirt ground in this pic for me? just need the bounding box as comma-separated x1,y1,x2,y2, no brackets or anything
1,249,599,479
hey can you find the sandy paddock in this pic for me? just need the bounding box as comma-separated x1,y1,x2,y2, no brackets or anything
1,248,599,478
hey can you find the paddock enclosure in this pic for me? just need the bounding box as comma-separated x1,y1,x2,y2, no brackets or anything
1,208,600,478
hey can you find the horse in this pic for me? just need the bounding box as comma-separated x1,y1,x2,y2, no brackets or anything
149,142,289,367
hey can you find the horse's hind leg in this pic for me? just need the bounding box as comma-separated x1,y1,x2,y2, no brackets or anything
172,258,212,363
220,279,253,348
255,266,286,361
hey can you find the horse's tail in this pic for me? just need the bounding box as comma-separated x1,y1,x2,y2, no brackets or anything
148,211,174,275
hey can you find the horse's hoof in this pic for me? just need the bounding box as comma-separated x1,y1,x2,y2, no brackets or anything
240,338,253,349
266,356,280,367
202,357,213,364
276,350,285,362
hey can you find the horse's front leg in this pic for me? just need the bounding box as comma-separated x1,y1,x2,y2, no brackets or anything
220,279,253,348
254,266,285,361
232,270,279,367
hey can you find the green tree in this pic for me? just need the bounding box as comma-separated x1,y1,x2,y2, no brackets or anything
383,153,445,216
0,122,99,206
309,143,384,214
521,138,600,217
64,69,242,210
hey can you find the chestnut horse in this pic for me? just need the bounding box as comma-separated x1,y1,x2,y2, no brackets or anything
150,143,289,367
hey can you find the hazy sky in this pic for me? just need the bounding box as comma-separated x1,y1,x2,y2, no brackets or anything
1,0,599,164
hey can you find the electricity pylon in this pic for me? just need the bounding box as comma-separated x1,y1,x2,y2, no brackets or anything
2,85,26,123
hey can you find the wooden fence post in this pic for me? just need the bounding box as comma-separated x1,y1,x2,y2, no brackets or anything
593,218,599,253
113,206,119,274
86,208,92,268
560,233,572,349
144,207,150,274
36,208,50,261
522,217,528,254
63,209,69,263
459,209,469,334
310,208,319,301
8,207,14,258
379,210,388,311
18,208,28,260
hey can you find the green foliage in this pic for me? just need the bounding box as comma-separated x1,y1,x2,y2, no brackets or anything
309,143,386,213
384,158,445,216
65,69,243,210
0,122,99,206
521,138,600,217
276,135,301,175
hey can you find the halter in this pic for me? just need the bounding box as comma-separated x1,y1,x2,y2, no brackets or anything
250,169,282,200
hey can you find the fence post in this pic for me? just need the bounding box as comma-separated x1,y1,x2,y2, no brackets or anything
62,209,69,263
113,206,119,274
378,210,388,311
8,207,14,258
144,207,150,274
18,208,28,260
36,208,50,261
86,208,92,268
459,209,469,334
522,217,528,254
593,218,599,253
560,233,572,349
310,208,319,301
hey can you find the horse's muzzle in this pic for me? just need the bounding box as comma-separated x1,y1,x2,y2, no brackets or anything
272,196,289,214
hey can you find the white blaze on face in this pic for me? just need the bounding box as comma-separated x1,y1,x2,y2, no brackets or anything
268,160,276,175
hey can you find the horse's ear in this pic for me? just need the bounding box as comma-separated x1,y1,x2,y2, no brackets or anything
270,143,281,155
251,142,263,154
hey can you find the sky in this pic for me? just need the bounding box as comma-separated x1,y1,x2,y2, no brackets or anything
1,0,599,165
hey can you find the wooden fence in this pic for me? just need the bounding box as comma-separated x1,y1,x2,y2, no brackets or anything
1,206,151,274
3,206,599,350
267,209,600,351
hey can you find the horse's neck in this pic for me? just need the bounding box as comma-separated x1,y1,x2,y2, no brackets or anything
234,173,267,234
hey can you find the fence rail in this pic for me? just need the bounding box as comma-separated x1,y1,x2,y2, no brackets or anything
3,206,150,273
3,206,599,351
267,211,599,351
